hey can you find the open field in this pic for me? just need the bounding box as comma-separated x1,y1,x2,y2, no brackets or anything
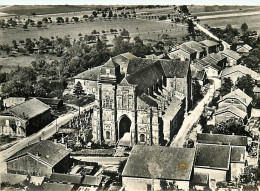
0,5,109,16
192,6,260,17
0,54,61,73
0,18,187,45
200,14,260,34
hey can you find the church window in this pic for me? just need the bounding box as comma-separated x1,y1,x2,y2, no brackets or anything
140,134,145,142
117,96,122,109
106,131,110,140
106,69,110,75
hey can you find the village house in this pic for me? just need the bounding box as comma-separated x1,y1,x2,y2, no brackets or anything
195,59,221,77
221,64,260,84
215,88,252,124
199,39,220,54
0,98,52,137
183,41,207,59
191,65,208,86
122,145,195,191
196,133,248,181
169,44,197,61
207,52,227,69
2,97,26,109
236,44,252,55
194,143,231,190
49,173,102,188
74,54,192,146
220,49,242,66
31,97,64,110
6,140,71,177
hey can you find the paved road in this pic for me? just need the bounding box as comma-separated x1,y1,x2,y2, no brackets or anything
0,102,95,173
193,21,230,50
171,78,221,148
72,156,128,165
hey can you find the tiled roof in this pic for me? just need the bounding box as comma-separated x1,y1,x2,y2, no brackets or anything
195,143,231,170
221,88,252,106
126,61,165,96
209,52,226,61
8,98,50,120
30,97,62,106
163,96,183,120
127,58,156,74
103,57,119,68
215,105,247,119
200,40,219,47
42,183,74,191
7,140,70,166
231,146,246,163
50,173,82,184
184,41,205,52
180,44,197,54
120,52,137,60
221,65,260,80
168,52,181,60
197,133,248,146
159,59,190,78
197,59,221,71
237,46,250,53
221,49,241,60
122,145,195,180
81,175,103,186
72,66,101,81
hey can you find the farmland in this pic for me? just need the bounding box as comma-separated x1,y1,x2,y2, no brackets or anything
200,13,260,34
0,18,187,45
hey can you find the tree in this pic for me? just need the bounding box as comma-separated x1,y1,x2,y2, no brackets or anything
42,17,48,23
217,118,248,136
241,23,248,34
73,81,84,96
92,11,98,17
193,80,203,102
187,19,195,37
220,77,233,96
236,74,255,97
120,28,130,37
36,21,43,28
56,17,64,24
179,5,189,15
23,24,28,30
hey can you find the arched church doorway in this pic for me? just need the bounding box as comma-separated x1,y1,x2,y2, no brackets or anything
119,115,131,139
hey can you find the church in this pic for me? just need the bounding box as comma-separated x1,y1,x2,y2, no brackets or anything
73,53,192,146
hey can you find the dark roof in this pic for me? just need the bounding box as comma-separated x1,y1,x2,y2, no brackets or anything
8,98,50,120
126,61,165,96
197,133,248,146
42,183,74,191
30,97,62,106
50,173,82,184
7,140,70,166
139,93,158,107
197,59,221,71
195,144,231,170
183,41,205,52
122,145,195,180
231,146,246,163
192,172,208,185
50,173,102,186
159,59,189,78
127,58,156,74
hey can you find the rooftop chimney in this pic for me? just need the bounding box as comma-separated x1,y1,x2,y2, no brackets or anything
240,154,244,161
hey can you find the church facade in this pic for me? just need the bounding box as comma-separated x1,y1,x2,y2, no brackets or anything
73,53,192,146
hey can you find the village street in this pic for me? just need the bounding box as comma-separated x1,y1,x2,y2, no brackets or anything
171,78,221,148
0,102,95,173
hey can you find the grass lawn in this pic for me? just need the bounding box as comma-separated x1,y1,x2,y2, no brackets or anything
0,18,188,45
